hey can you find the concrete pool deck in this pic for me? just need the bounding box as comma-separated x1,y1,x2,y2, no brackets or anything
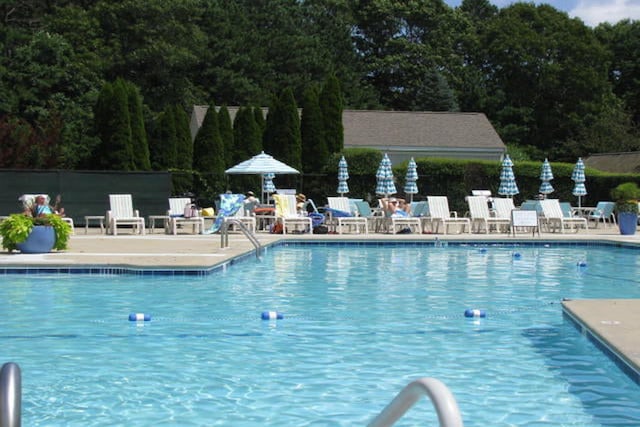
1,225,639,379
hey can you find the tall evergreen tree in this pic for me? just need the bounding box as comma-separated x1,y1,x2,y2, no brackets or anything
217,105,234,168
150,105,177,170
174,105,193,170
123,80,150,170
276,88,302,170
301,85,328,173
93,80,134,170
253,106,266,135
262,93,279,156
193,106,224,193
320,74,344,154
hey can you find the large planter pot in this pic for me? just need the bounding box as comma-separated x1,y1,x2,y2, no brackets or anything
16,225,55,253
618,212,638,235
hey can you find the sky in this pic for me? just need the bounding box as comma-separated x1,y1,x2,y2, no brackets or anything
444,0,640,26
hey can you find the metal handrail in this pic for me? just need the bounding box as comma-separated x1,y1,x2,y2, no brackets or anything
368,377,463,427
220,218,263,257
0,362,21,427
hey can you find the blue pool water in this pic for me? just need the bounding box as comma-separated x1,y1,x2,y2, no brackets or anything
2,243,640,426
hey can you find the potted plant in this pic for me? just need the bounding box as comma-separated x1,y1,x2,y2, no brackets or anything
0,213,72,253
611,182,640,235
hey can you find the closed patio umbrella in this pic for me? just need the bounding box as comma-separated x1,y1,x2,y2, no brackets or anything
376,153,396,197
539,158,554,198
263,173,276,201
337,156,349,196
571,158,587,209
498,155,519,198
404,157,419,202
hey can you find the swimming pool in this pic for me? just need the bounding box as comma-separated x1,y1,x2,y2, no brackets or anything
2,242,640,426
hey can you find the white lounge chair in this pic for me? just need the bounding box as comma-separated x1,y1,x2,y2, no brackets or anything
467,196,510,233
166,197,204,235
539,199,587,233
107,194,145,235
426,196,470,234
326,197,368,234
273,194,312,234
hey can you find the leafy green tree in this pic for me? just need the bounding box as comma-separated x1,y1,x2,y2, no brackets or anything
350,0,464,110
478,3,616,159
193,106,225,193
217,105,234,168
301,85,328,173
92,80,134,170
320,74,344,154
596,20,640,127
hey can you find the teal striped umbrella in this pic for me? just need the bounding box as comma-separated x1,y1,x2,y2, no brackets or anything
337,156,349,196
539,158,554,197
571,158,587,208
403,157,419,202
263,173,276,194
498,155,519,197
376,153,396,196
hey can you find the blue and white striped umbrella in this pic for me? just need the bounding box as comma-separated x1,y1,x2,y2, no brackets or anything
404,157,419,202
337,156,349,196
376,153,396,196
571,158,587,208
262,173,276,195
498,155,519,197
539,158,554,196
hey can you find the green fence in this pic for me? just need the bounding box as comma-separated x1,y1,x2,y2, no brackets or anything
0,170,171,226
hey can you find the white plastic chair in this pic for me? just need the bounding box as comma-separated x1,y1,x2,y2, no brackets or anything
167,198,204,235
273,194,312,234
326,197,368,234
467,196,510,233
107,194,145,235
427,196,470,234
539,199,587,233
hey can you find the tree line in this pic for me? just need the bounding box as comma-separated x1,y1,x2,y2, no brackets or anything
1,0,640,174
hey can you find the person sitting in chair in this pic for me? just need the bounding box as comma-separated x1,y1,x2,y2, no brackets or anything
381,196,410,217
25,195,64,218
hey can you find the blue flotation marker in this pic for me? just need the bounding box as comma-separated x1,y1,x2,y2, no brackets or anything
577,260,587,267
128,313,151,322
512,252,521,259
261,311,284,320
464,309,486,318
479,248,487,254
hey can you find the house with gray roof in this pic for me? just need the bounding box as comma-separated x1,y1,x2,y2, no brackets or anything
190,106,506,165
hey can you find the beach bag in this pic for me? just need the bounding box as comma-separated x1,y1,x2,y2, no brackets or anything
271,223,284,234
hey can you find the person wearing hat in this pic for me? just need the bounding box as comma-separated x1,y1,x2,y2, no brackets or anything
296,193,307,215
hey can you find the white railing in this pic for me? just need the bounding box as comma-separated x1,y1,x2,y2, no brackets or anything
0,362,21,427
368,377,463,427
220,218,263,258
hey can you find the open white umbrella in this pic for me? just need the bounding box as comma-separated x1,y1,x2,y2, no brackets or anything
337,156,349,196
498,155,519,198
404,157,419,202
571,158,587,209
225,151,299,204
376,153,396,197
539,158,554,198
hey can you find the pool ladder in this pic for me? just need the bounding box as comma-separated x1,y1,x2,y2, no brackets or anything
220,218,263,258
0,362,21,427
368,377,463,427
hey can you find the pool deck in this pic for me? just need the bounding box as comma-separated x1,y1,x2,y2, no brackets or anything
1,224,639,378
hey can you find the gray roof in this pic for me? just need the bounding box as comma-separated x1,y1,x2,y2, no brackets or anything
343,110,504,151
584,152,640,174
